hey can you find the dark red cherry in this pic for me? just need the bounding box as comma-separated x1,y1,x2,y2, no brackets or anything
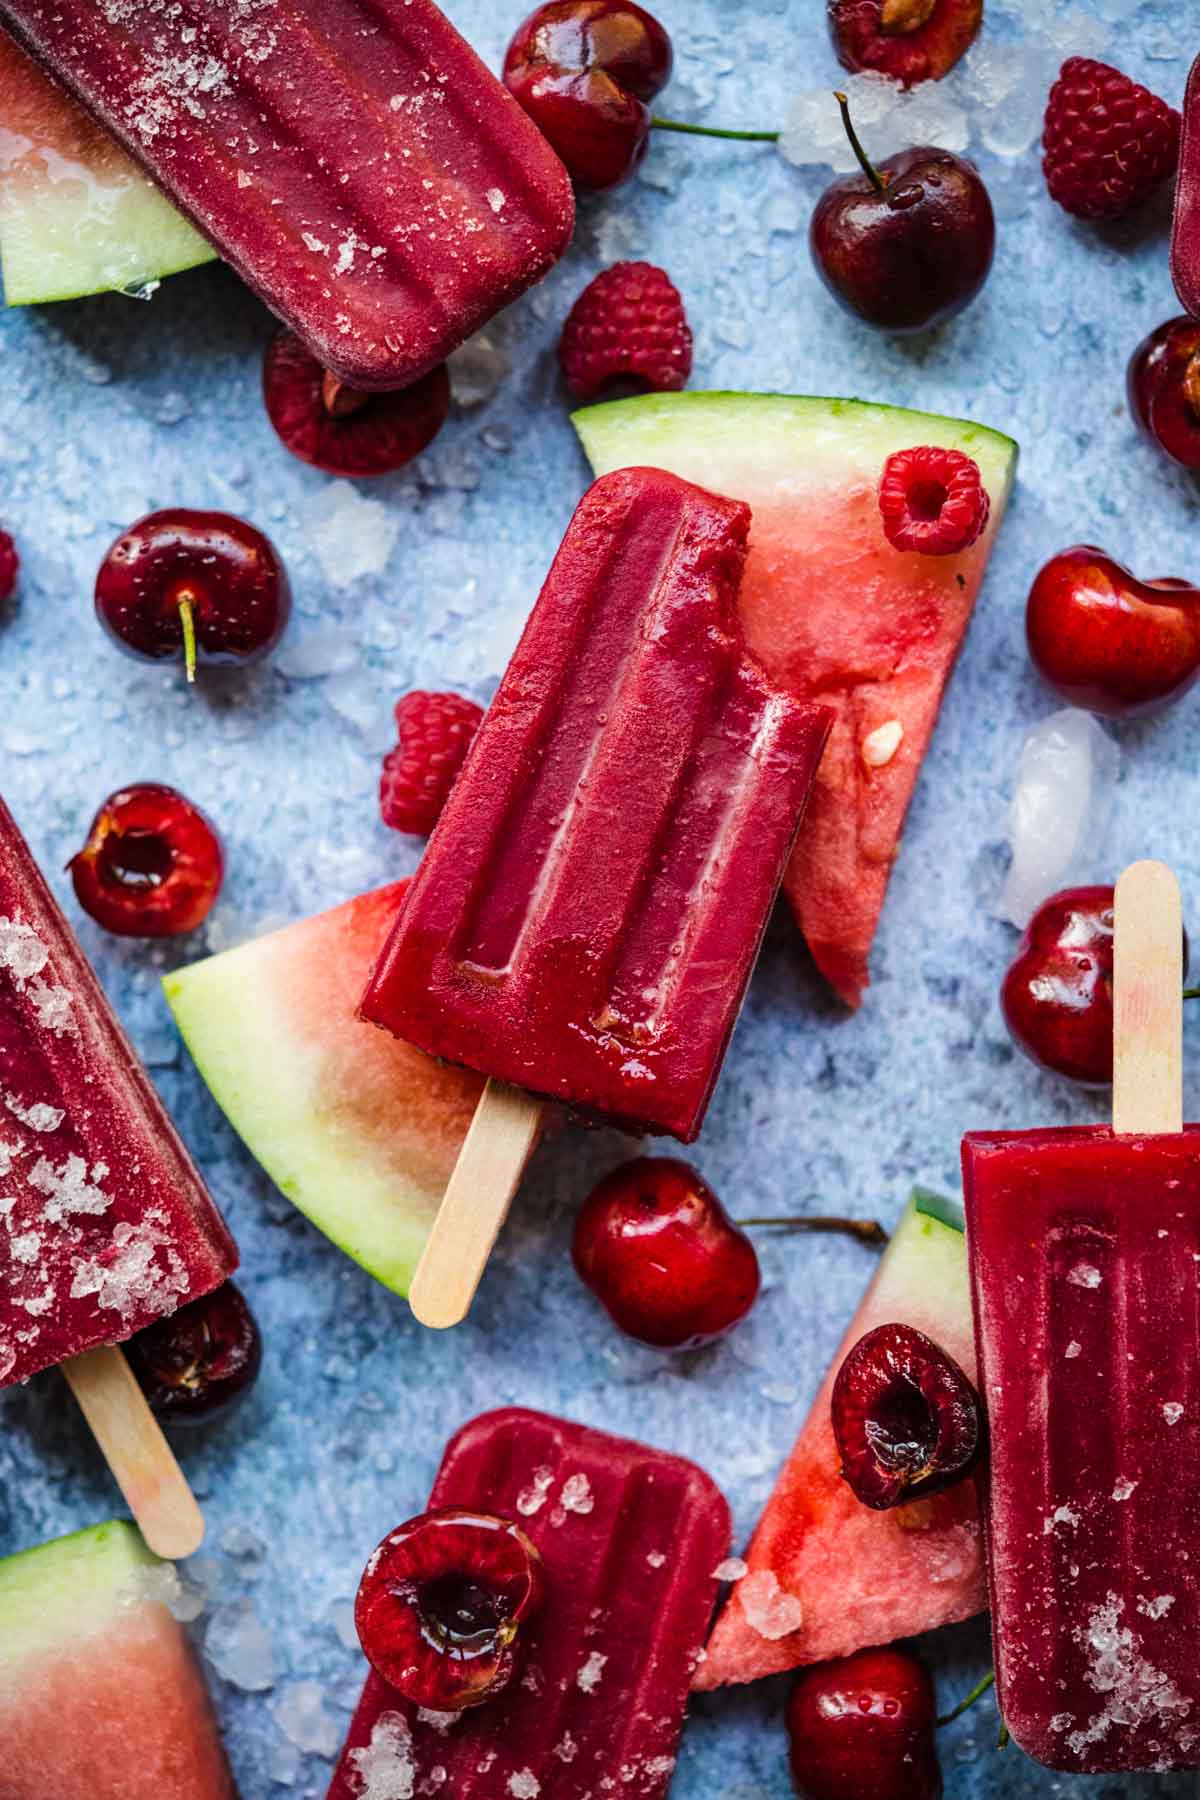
1128,317,1200,471
126,1281,261,1426
503,1,673,191
69,783,224,938
95,509,290,682
1026,545,1200,720
828,0,982,89
1002,886,1119,1085
787,1647,943,1800
262,328,451,476
810,98,994,335
830,1323,984,1510
572,1157,760,1349
355,1509,544,1712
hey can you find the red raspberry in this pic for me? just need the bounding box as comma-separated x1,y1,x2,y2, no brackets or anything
379,690,484,835
1043,58,1180,221
558,261,693,403
878,446,990,556
0,530,19,603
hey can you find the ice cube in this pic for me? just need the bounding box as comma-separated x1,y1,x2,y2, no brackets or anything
303,483,401,588
205,1597,278,1691
273,1680,341,1758
998,709,1120,928
275,628,358,681
447,332,512,409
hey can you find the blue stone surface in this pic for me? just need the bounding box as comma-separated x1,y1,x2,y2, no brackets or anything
0,0,1197,1793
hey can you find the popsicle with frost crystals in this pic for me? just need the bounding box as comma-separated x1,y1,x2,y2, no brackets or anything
964,861,1200,1774
1171,53,1200,316
0,793,237,1552
0,1520,235,1799
0,0,575,388
361,466,834,1325
327,1407,731,1800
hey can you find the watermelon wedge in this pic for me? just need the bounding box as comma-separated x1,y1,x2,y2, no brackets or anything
696,1190,984,1690
0,29,211,304
575,393,1018,1007
164,882,481,1298
0,1519,234,1798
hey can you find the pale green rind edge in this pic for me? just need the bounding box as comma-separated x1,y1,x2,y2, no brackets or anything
0,1521,159,1668
163,953,430,1301
1,185,213,306
572,389,1019,499
912,1185,966,1235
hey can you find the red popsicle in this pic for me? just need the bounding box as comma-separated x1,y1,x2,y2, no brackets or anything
0,0,575,389
361,466,833,1326
0,793,237,1554
964,862,1200,1773
327,1407,731,1800
1172,53,1200,317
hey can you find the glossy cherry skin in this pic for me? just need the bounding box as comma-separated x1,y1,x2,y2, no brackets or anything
787,1648,943,1800
831,1323,984,1510
828,0,982,88
263,328,451,477
69,783,224,938
810,145,994,334
1127,316,1200,471
126,1281,262,1426
1001,886,1120,1086
572,1156,760,1349
1026,545,1200,720
503,1,673,190
95,509,290,676
355,1509,544,1712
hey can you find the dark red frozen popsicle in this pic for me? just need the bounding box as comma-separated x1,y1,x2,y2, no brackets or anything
0,0,575,388
327,1407,732,1799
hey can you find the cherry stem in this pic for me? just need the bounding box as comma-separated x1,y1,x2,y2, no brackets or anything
834,91,885,194
937,1669,995,1728
322,369,371,418
881,0,938,34
1184,988,1200,1002
736,1214,889,1247
651,117,780,142
177,595,198,685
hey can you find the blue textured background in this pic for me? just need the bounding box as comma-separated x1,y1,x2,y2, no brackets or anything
1,0,1198,1793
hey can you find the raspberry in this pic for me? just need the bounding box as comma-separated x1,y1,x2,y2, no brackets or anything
379,690,484,835
558,261,693,403
1043,58,1180,221
0,530,19,603
878,447,990,556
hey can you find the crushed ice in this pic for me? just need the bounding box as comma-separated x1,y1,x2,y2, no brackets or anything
1066,1594,1193,1759
348,1712,416,1800
739,1568,804,1640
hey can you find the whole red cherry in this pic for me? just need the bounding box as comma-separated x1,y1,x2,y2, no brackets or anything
1002,886,1116,1086
1127,316,1200,472
1026,545,1200,720
572,1157,760,1349
810,97,994,335
828,0,982,89
69,783,224,938
355,1509,544,1712
787,1647,943,1800
503,1,673,190
95,509,290,682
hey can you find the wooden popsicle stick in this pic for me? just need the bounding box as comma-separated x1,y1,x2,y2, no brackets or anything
409,1079,546,1330
1113,860,1184,1135
62,1344,205,1560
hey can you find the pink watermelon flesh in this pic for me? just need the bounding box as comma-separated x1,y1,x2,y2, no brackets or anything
575,394,1016,1008
0,1593,233,1798
696,1196,984,1689
745,482,1000,1006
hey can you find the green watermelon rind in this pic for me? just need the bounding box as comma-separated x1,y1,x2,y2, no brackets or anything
572,390,1019,495
913,1185,966,1235
0,1521,159,1667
